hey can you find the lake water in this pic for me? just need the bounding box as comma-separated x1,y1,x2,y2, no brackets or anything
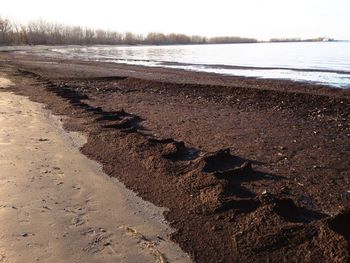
26,42,350,88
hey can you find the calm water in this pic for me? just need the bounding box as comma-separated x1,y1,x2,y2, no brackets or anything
31,42,350,88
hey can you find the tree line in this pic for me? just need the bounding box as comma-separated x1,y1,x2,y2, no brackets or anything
0,17,258,46
269,37,334,42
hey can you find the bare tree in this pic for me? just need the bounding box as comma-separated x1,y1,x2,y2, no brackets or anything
0,16,259,46
0,17,12,44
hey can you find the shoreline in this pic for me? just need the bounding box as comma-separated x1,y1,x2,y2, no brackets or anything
0,87,191,262
1,52,349,262
2,50,350,97
2,43,350,89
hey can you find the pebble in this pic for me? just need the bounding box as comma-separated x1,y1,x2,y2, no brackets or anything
211,225,222,231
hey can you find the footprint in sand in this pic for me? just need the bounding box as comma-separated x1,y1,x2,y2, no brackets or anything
121,225,167,263
72,185,81,191
71,215,85,227
83,232,113,254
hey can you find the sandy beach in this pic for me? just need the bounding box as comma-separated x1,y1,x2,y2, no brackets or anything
0,51,349,262
0,77,191,263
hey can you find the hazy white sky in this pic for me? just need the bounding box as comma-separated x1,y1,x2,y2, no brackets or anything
1,0,349,40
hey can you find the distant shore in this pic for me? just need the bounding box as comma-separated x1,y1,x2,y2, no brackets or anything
0,38,340,47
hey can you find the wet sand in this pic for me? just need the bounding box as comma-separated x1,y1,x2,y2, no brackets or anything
0,51,349,262
0,78,191,263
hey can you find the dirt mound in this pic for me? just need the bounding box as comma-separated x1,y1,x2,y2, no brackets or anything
235,197,348,262
328,208,350,242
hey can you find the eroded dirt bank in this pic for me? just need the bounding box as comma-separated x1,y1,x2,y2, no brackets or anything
0,52,349,262
0,80,191,263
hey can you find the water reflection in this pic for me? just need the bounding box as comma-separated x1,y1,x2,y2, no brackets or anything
47,42,350,88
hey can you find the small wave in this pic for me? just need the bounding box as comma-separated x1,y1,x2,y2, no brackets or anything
33,43,350,89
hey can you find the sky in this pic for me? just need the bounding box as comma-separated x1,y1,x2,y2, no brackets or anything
1,0,349,40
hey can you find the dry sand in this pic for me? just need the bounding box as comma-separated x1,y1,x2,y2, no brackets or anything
0,77,191,263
